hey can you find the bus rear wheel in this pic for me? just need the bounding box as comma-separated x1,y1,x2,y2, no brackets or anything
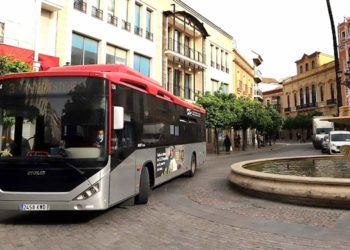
135,167,150,204
185,154,196,177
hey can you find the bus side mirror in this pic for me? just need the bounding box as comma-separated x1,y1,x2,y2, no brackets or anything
113,106,124,130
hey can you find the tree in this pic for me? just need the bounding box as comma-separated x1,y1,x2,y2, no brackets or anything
196,91,236,154
0,55,31,75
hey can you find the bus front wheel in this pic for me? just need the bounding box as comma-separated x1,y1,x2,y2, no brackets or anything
135,167,150,204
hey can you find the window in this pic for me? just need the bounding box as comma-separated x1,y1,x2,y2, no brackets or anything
91,0,103,20
342,31,346,40
330,83,335,100
221,83,228,94
173,70,181,96
221,50,224,71
216,47,219,69
167,67,171,91
0,22,4,43
210,45,214,67
174,30,180,53
106,45,127,64
299,65,303,73
107,0,117,26
134,3,142,36
320,85,324,102
133,53,150,76
305,63,309,71
294,93,297,107
120,0,130,31
287,95,290,108
311,60,315,69
184,36,190,57
225,52,228,73
71,33,98,65
211,79,219,94
300,88,304,105
305,86,310,104
146,9,153,41
184,74,191,99
311,85,316,104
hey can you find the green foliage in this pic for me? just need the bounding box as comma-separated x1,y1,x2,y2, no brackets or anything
196,91,236,129
0,55,31,75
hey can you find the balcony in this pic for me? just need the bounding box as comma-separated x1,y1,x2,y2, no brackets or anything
226,67,229,73
91,6,103,20
73,0,86,13
107,14,118,26
284,107,291,113
211,61,215,67
296,103,317,110
146,31,153,41
326,99,337,106
134,26,143,36
167,38,205,64
121,20,131,31
216,63,220,70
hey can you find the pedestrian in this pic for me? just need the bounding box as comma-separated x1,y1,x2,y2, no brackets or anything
224,135,231,153
296,132,301,143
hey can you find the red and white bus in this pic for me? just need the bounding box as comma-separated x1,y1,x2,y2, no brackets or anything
0,64,206,211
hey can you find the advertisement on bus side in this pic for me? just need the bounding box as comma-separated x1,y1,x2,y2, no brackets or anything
156,146,184,177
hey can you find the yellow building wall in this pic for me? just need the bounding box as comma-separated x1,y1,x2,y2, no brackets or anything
232,49,254,98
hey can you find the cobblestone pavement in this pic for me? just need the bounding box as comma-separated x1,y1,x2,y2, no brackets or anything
1,143,350,249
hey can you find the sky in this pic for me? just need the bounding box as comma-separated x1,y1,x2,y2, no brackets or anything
182,0,350,80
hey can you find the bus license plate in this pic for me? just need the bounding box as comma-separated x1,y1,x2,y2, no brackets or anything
19,204,50,211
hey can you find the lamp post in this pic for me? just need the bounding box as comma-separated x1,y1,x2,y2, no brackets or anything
326,0,342,114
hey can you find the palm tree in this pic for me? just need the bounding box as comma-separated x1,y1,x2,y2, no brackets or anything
326,0,342,112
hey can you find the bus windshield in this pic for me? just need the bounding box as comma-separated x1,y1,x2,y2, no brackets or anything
0,76,107,160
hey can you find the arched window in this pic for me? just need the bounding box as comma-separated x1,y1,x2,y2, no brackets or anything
300,88,304,106
330,83,335,100
311,85,316,105
305,86,310,104
320,85,324,102
299,65,303,73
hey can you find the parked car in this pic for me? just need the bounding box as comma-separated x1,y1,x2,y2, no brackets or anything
324,131,350,154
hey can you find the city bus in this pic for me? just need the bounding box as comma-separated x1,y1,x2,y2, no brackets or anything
0,64,206,211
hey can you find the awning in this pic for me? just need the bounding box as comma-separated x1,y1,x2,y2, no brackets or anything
0,44,34,65
38,53,59,71
0,44,59,70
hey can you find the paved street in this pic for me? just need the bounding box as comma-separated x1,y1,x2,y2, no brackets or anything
1,143,350,249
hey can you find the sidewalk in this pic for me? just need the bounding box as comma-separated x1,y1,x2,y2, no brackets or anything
206,140,308,160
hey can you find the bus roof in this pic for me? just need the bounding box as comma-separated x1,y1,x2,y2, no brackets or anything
0,64,205,114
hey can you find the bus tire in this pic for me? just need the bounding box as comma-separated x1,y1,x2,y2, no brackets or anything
185,154,196,177
135,167,150,204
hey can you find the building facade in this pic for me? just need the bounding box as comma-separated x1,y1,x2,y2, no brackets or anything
0,0,63,70
282,52,337,118
338,17,350,106
54,0,234,101
262,86,283,114
232,49,254,98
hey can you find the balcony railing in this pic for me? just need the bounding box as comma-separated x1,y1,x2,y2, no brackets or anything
296,102,317,110
210,61,215,67
146,31,153,41
284,107,291,112
326,99,337,105
107,14,118,26
167,38,205,64
91,6,103,20
121,20,131,31
74,0,87,13
226,67,229,73
134,26,143,36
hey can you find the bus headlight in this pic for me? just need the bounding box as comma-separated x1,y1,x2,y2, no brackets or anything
74,183,100,201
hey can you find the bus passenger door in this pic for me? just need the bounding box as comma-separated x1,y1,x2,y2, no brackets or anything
109,120,136,206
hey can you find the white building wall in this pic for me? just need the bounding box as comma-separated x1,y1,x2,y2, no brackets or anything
62,0,157,78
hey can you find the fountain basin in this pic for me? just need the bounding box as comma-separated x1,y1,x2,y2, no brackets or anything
229,155,350,208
